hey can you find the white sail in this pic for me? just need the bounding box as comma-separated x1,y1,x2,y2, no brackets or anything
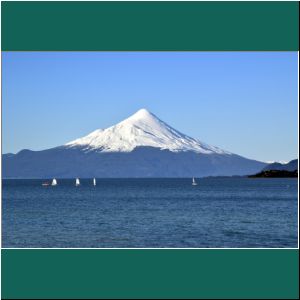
192,177,197,186
93,178,96,186
76,178,80,186
52,178,57,186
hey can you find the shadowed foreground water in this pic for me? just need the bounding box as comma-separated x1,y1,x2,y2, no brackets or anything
2,178,298,248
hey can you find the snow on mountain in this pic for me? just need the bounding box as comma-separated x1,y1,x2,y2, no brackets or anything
265,160,288,165
65,108,230,154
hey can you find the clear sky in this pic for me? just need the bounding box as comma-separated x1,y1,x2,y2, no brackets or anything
2,52,298,162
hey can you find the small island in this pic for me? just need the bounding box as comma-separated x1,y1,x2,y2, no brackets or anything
249,169,298,178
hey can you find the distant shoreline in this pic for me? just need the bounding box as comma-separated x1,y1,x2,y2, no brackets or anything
2,176,298,180
248,170,298,178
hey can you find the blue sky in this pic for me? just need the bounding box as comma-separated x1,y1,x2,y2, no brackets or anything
2,52,298,162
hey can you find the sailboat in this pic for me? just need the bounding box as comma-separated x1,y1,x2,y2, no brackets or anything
93,178,96,186
51,178,57,186
75,178,80,186
192,177,198,186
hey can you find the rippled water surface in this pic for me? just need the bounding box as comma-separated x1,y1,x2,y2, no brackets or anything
2,178,298,248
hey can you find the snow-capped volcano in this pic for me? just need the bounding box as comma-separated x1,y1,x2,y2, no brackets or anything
66,108,230,154
3,108,266,178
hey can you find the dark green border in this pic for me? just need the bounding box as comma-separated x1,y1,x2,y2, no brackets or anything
2,249,299,299
1,1,299,51
1,1,299,299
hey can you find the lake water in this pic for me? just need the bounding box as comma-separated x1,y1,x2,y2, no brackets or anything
2,178,298,248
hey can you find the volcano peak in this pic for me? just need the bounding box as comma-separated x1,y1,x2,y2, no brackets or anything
65,109,230,155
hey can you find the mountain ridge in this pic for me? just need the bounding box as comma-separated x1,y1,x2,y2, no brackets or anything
263,159,298,172
3,109,267,178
